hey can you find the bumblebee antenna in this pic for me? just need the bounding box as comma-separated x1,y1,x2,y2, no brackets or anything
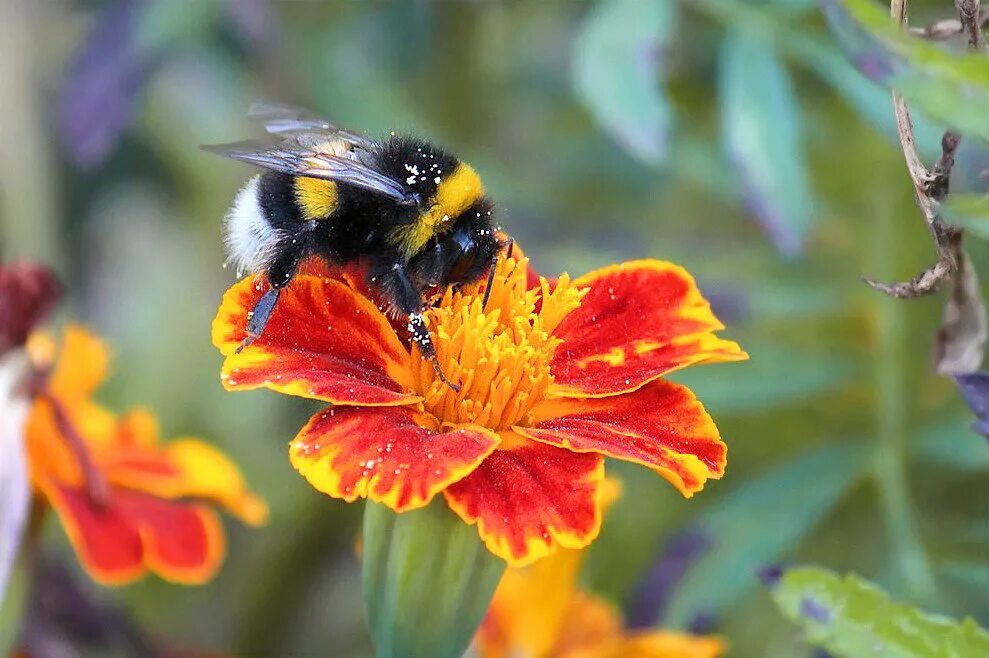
481,238,515,311
481,253,498,310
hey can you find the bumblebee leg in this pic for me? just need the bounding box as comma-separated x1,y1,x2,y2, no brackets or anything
408,311,460,392
236,243,303,353
236,287,280,354
374,259,460,392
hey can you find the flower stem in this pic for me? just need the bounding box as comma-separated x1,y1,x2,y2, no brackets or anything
362,499,505,658
38,391,109,508
871,194,939,607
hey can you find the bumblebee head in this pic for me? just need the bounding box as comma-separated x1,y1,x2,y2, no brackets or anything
382,136,496,270
441,195,499,286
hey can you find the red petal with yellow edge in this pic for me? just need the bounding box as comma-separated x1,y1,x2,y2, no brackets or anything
212,275,419,406
114,408,160,449
115,490,225,585
289,406,499,512
99,410,268,526
161,439,268,526
549,260,746,398
40,480,145,585
517,380,725,497
443,439,604,566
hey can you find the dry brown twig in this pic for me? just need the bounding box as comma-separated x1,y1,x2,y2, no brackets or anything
865,0,982,298
910,6,989,41
955,0,986,47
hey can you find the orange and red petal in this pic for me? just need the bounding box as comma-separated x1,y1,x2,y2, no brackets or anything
40,479,145,585
46,325,110,401
161,439,269,526
42,480,226,586
443,438,604,566
549,261,746,398
212,274,419,406
289,406,500,512
115,490,225,585
518,380,725,497
595,633,726,658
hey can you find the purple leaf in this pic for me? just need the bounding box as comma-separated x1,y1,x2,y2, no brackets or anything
954,372,989,439
627,530,711,629
57,0,160,168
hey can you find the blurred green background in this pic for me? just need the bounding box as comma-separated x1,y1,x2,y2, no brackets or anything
2,0,988,656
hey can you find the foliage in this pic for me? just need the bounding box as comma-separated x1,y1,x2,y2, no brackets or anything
769,567,989,657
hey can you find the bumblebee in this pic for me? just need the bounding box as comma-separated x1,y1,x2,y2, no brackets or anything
203,102,504,390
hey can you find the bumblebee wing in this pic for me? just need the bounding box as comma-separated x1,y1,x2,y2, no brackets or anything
201,140,415,204
246,100,376,150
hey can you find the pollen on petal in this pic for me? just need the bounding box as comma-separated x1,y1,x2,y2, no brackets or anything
443,437,604,566
212,274,420,406
518,379,725,497
289,405,499,512
549,260,747,398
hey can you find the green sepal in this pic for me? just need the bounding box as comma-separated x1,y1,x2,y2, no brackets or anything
362,499,506,658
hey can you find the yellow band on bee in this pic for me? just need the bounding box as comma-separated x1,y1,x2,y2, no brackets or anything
294,177,339,220
388,162,484,257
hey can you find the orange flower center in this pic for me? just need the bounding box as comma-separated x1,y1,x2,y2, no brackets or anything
410,256,586,431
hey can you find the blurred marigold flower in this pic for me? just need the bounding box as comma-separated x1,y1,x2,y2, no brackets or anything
0,263,62,356
0,262,61,603
25,325,267,585
475,480,724,658
212,247,745,565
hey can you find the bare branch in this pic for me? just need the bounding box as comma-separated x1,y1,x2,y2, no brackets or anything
867,0,966,298
955,0,986,49
864,259,956,297
910,7,989,40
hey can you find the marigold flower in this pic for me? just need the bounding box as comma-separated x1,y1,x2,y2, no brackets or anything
212,248,745,565
25,325,267,585
0,263,61,356
475,480,724,658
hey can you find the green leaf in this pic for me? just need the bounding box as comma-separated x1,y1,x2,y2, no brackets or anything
0,559,26,656
573,0,675,165
769,566,989,657
690,0,944,159
825,0,989,141
940,194,989,240
662,442,868,627
914,417,989,470
362,500,505,658
719,28,814,256
136,0,219,51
